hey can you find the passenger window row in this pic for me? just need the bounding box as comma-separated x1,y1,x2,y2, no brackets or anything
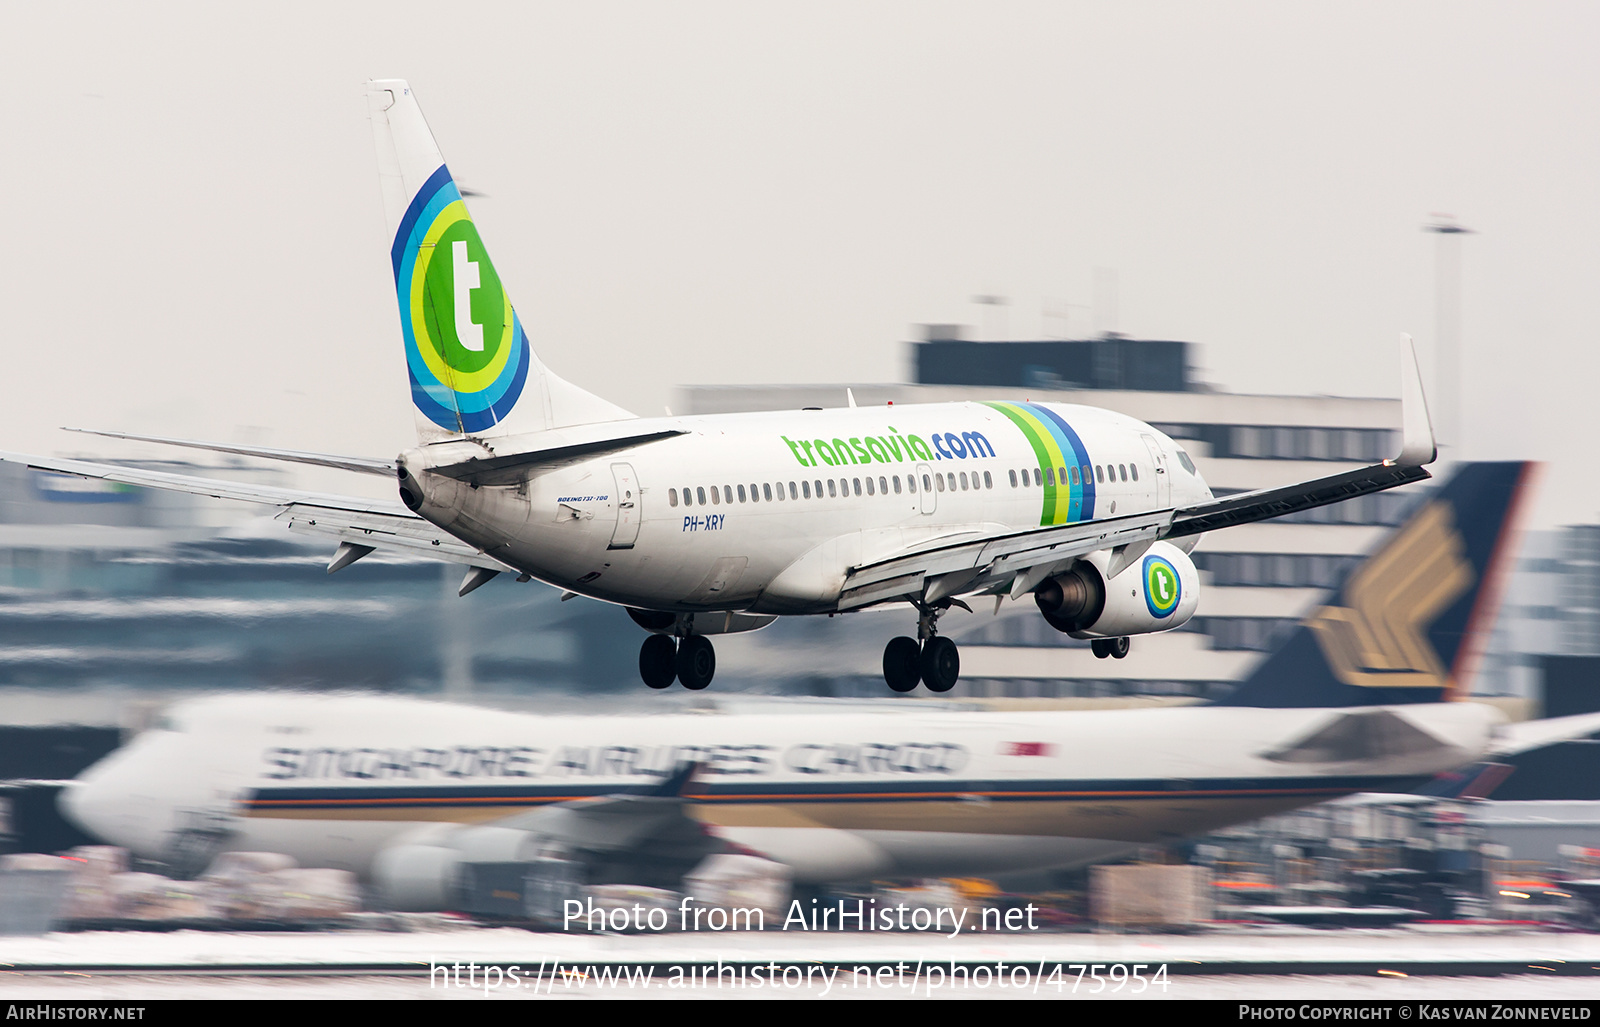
665,471,998,507
1008,462,1138,488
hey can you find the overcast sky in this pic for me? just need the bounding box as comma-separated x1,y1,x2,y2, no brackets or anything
4,2,1596,524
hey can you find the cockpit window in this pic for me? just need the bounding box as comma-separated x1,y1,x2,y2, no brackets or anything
154,715,182,732
1176,448,1197,475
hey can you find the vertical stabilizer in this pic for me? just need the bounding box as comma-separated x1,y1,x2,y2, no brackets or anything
366,80,634,443
1215,462,1535,707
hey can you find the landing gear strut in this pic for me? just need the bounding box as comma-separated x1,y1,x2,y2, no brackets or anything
1090,636,1131,660
881,603,961,693
638,632,718,690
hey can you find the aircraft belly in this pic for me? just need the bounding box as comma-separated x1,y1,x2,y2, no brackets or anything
695,795,1334,842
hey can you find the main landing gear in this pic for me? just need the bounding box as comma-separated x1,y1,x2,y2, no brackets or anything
639,633,716,690
882,604,961,694
1091,636,1131,660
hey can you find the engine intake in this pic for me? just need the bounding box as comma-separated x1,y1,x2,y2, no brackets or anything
1033,564,1106,634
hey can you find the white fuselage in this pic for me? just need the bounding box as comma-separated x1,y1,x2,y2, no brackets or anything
63,694,1500,884
401,400,1213,616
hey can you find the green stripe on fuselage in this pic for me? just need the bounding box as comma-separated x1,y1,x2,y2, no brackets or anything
984,402,1069,525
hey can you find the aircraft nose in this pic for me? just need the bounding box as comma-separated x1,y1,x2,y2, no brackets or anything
60,751,178,856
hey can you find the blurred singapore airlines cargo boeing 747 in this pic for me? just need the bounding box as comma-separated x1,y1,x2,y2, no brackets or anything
1,80,1439,694
61,465,1536,908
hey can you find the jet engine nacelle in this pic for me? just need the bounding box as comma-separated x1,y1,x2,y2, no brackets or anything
371,824,553,911
1034,541,1200,639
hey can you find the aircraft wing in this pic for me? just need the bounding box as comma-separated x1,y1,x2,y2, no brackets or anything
839,337,1436,610
840,459,1431,611
0,451,513,572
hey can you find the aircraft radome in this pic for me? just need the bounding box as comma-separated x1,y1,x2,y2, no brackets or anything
0,80,1440,694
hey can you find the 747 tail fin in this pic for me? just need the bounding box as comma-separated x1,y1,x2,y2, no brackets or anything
1215,461,1535,708
366,80,632,442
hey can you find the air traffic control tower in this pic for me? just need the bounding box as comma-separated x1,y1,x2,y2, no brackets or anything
678,328,1421,700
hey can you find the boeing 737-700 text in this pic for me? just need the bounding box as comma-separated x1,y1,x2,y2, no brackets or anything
0,80,1439,693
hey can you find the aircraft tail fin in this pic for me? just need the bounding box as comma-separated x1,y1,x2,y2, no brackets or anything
1214,461,1535,707
366,80,633,443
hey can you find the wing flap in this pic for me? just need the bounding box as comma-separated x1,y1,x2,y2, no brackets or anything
838,509,1173,611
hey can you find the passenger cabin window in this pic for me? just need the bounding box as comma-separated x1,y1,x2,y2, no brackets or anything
827,479,837,498
1009,469,1018,487
710,486,720,505
669,489,678,507
738,484,747,502
813,479,823,497
802,481,811,499
1095,466,1104,483
984,471,993,488
697,486,707,504
1033,468,1042,487
764,483,773,501
1118,464,1126,482
1130,465,1139,482
788,481,798,500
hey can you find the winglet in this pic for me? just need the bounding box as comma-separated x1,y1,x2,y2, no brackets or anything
1396,334,1437,467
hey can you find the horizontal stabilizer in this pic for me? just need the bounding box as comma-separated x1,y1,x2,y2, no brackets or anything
427,429,687,486
62,428,395,476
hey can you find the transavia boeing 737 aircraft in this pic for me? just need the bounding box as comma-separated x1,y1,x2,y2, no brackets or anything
0,80,1439,694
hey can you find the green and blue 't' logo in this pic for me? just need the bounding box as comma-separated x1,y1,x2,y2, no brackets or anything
1144,555,1181,618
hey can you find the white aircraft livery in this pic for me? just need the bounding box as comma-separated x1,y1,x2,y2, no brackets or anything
0,79,1439,693
63,694,1500,906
